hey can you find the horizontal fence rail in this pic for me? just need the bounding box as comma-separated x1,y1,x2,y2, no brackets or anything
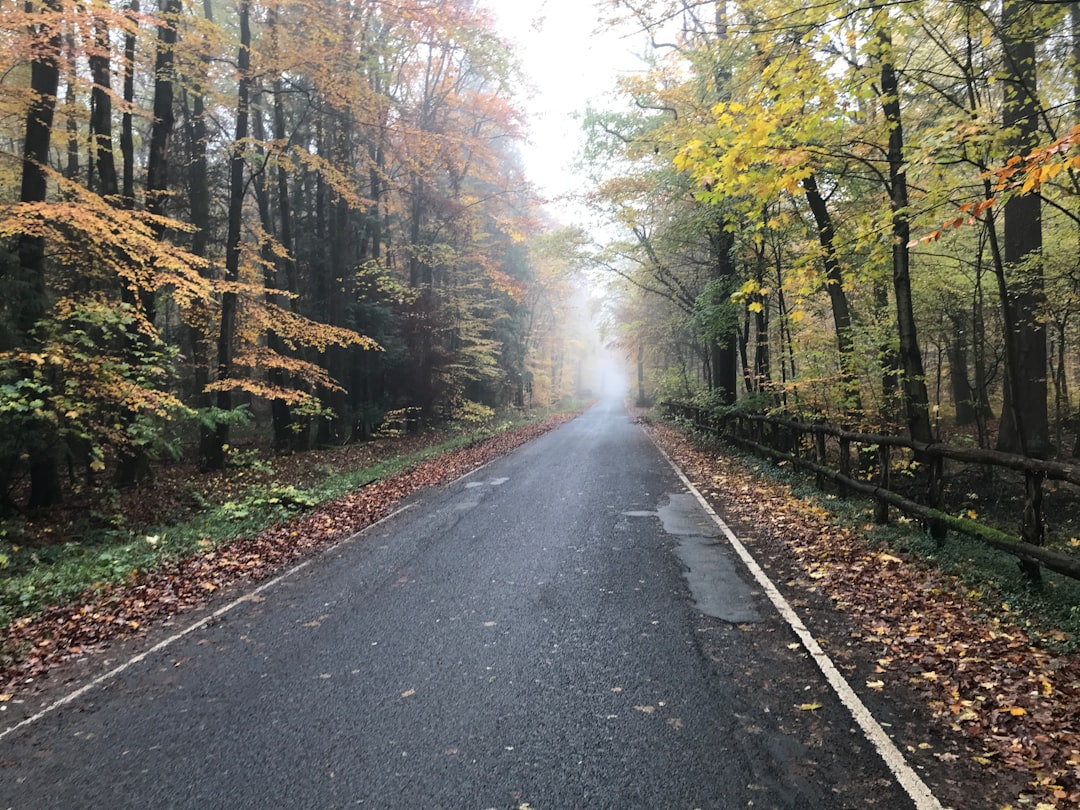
662,401,1080,583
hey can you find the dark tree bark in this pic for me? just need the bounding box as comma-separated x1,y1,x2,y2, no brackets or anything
708,224,738,405
116,0,180,487
17,0,63,509
89,19,118,198
996,0,1049,457
946,310,978,426
251,102,294,451
144,0,182,288
876,18,933,444
207,0,252,470
121,0,138,208
802,172,861,413
63,34,79,182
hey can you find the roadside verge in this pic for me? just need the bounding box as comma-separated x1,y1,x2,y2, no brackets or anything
644,417,1079,810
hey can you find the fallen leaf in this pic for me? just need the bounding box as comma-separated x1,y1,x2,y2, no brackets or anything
866,680,885,691
634,705,656,714
401,688,415,699
797,702,823,711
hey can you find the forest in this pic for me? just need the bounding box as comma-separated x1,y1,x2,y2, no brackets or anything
6,0,1080,552
584,0,1080,465
0,0,600,517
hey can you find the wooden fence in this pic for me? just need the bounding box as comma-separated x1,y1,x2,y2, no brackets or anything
662,401,1080,583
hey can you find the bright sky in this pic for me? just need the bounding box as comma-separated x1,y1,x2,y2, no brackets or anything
491,0,648,203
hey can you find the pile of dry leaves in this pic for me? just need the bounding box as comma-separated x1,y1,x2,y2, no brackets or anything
646,419,1080,809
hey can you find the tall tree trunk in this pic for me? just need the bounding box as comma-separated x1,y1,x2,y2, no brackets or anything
208,0,252,470
145,0,181,288
252,103,294,451
89,19,118,198
18,0,63,509
946,310,978,425
185,0,216,466
90,10,148,489
802,172,861,414
970,257,994,446
1072,3,1080,115
1052,316,1069,450
121,0,138,208
63,34,79,182
116,0,179,486
876,16,933,444
996,0,1048,457
708,224,738,405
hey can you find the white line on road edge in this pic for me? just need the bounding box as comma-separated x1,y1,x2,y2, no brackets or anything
651,440,947,810
0,502,416,743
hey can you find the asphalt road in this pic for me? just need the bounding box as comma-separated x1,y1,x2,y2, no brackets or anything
1,399,917,809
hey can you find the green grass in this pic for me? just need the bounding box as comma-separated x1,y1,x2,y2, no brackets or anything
0,407,573,632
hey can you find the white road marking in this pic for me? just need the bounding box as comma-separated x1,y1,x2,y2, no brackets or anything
650,437,947,810
0,503,416,742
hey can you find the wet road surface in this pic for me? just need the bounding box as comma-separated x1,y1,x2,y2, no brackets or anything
1,400,917,809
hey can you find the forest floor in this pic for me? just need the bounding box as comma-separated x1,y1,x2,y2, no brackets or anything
2,407,1078,808
643,416,1080,810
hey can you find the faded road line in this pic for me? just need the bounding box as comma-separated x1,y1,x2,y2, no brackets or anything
0,503,416,743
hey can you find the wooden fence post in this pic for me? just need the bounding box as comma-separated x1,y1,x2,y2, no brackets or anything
927,454,947,543
1020,471,1045,584
815,429,827,491
875,444,890,524
839,438,851,497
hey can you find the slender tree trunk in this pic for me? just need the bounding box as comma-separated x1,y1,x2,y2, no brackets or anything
946,310,978,425
145,0,181,282
708,224,738,404
63,34,79,182
89,19,118,198
184,0,216,466
876,16,933,444
970,257,994,443
251,104,294,451
1052,316,1069,450
18,0,63,509
996,0,1048,457
116,0,179,486
802,172,862,414
208,0,252,470
121,0,138,208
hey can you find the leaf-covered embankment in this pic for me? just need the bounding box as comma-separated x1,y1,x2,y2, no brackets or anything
646,419,1080,809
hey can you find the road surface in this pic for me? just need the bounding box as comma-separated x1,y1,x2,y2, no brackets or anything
1,399,919,809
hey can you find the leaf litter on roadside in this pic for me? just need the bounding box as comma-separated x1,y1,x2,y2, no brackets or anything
644,419,1080,809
